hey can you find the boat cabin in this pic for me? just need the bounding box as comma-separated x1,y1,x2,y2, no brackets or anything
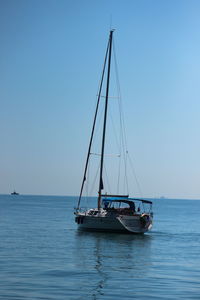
103,198,135,210
102,197,152,215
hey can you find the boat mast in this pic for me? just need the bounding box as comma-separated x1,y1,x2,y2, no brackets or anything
98,30,114,210
77,36,110,210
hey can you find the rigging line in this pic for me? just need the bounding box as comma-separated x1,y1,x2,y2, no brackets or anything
77,35,109,210
99,95,120,99
113,41,126,152
113,38,129,193
107,105,122,193
127,153,143,198
90,153,120,157
126,151,129,194
121,130,129,195
85,157,90,199
123,151,129,195
104,163,111,194
109,106,121,153
119,133,125,194
92,105,104,147
113,39,128,151
117,152,121,194
89,160,101,197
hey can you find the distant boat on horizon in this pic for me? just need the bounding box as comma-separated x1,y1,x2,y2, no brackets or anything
11,190,19,195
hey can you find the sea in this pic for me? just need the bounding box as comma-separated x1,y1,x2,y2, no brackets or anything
0,194,200,300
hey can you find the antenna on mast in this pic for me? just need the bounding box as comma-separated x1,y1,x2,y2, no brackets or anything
110,14,112,30
109,15,116,32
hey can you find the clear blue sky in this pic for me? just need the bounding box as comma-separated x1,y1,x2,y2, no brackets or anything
1,0,200,198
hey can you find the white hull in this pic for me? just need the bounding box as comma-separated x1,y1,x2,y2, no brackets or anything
75,212,153,234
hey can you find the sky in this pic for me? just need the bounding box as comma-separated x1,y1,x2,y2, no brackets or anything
1,0,200,199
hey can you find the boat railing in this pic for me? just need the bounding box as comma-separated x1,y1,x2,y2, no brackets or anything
74,207,96,213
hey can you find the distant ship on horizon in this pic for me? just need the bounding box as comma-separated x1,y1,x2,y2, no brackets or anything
11,190,19,195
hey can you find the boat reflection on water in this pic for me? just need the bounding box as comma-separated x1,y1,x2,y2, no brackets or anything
75,231,152,298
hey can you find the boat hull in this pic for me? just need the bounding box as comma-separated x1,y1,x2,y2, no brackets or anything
75,213,152,234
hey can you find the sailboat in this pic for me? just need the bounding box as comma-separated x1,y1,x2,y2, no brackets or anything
75,30,153,233
11,190,19,195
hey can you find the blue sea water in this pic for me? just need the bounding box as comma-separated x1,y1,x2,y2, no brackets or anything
0,195,200,299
